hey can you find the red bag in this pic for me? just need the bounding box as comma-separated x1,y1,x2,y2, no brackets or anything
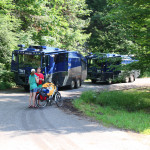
39,95,47,100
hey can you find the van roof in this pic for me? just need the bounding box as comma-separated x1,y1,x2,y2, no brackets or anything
14,45,68,54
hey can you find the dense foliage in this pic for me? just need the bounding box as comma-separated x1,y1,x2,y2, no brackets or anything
85,0,150,72
108,0,150,73
85,0,136,54
0,0,149,89
0,0,90,65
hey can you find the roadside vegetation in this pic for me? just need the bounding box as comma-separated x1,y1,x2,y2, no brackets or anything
0,63,15,90
140,71,150,78
73,89,150,134
0,0,149,89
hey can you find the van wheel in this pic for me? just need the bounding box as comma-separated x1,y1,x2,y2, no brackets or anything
75,79,81,88
129,75,134,82
70,80,75,89
124,77,129,83
107,79,112,84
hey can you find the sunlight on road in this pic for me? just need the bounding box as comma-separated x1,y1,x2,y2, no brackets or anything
0,78,150,150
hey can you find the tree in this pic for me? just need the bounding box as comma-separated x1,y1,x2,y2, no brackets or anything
0,0,91,67
85,0,136,54
108,0,150,72
0,0,20,68
13,0,90,51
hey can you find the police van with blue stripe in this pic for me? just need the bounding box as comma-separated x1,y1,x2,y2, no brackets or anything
11,45,87,91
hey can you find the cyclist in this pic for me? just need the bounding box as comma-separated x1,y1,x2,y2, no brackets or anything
35,67,44,88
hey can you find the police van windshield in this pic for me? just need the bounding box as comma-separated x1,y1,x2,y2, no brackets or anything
18,54,41,68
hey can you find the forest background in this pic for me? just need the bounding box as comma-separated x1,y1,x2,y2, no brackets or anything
0,0,149,89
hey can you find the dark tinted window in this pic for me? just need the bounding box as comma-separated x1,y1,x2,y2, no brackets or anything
56,53,68,63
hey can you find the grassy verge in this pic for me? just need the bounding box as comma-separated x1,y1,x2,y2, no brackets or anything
140,71,150,78
73,89,150,134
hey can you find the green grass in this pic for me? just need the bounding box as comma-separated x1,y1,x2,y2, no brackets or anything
73,88,150,134
140,71,150,78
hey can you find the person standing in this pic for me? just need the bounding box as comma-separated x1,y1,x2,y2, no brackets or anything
35,67,44,88
29,69,39,108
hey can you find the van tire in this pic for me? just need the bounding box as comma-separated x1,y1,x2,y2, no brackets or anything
107,79,112,84
124,77,129,83
75,79,81,88
129,75,134,82
70,80,75,89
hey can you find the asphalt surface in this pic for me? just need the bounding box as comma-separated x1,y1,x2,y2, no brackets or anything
0,78,150,150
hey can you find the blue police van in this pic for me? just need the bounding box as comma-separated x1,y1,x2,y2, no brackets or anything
86,53,140,83
11,45,87,91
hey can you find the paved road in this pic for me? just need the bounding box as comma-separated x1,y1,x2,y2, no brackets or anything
0,78,150,150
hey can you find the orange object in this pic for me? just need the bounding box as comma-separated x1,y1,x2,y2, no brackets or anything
42,82,56,96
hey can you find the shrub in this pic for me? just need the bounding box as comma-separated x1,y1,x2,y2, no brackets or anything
0,70,14,83
0,65,15,90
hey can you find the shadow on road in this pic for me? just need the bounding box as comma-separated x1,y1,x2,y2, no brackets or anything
0,94,120,137
0,87,26,94
0,78,150,137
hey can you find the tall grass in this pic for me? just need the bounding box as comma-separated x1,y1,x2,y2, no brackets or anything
79,89,150,111
73,88,150,134
73,100,150,134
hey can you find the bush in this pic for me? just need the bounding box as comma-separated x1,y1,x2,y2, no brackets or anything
0,70,14,83
0,82,12,90
0,65,15,90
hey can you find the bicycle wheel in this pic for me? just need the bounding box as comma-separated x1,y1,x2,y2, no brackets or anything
55,92,63,107
36,94,47,108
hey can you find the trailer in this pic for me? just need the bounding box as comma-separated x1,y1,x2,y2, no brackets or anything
11,45,87,91
86,53,140,84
